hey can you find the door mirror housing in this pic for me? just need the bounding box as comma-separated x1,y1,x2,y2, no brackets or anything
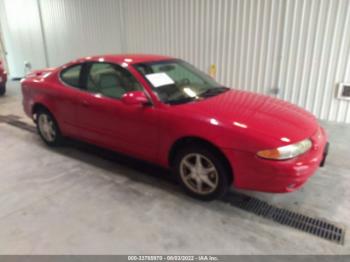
121,91,150,106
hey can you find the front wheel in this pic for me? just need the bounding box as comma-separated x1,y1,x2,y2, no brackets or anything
36,110,63,146
0,84,5,96
173,145,231,201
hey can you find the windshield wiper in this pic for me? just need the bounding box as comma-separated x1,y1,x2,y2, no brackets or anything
167,96,198,105
199,87,230,98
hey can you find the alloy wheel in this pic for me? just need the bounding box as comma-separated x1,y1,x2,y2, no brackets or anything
38,113,56,142
180,153,219,195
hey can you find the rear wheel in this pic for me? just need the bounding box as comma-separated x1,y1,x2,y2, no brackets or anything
173,145,231,201
0,84,5,96
36,109,62,146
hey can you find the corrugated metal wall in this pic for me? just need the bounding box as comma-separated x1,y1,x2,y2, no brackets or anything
39,0,125,67
124,0,286,96
0,0,47,77
1,0,350,122
124,0,350,123
278,0,350,123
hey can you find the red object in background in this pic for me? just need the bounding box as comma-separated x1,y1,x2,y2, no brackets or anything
0,60,7,95
21,54,328,198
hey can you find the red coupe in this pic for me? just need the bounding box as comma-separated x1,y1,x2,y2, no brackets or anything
0,60,7,96
21,54,328,200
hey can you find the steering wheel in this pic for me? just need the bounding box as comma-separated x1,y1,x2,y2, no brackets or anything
178,78,190,86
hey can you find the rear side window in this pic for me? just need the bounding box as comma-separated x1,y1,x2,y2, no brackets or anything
60,64,82,88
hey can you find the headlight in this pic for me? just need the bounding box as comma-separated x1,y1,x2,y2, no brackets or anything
257,139,312,160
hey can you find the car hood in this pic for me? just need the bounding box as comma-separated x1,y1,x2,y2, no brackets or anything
172,89,318,148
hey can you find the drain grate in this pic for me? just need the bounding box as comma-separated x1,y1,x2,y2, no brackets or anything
224,192,345,245
271,208,343,243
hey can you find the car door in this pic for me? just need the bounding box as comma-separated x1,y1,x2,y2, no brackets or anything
76,62,159,162
55,63,84,137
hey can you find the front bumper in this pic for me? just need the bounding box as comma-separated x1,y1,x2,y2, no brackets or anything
223,127,328,193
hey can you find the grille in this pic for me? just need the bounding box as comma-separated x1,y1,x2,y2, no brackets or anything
224,192,345,245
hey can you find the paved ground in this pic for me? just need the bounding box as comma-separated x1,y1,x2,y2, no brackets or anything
0,81,349,254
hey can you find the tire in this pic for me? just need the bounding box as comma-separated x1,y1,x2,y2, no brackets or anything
36,109,63,146
0,84,5,96
173,145,231,201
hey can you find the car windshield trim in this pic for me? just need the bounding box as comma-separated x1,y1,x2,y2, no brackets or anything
134,59,226,105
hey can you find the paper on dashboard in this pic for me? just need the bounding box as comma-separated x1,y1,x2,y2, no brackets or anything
145,72,175,88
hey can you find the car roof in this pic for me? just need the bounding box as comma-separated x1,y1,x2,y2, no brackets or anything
71,54,174,65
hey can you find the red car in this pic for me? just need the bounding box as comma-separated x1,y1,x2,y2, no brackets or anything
0,60,7,96
21,54,328,200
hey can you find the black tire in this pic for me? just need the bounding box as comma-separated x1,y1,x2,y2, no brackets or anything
0,84,5,96
36,109,63,146
173,145,231,201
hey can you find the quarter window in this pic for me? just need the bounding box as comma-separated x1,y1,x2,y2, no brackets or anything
60,64,82,88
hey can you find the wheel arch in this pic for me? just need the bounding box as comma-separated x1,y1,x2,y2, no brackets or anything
168,136,234,184
31,102,58,126
33,102,63,146
32,103,50,117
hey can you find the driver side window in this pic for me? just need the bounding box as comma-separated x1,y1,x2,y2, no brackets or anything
86,63,142,99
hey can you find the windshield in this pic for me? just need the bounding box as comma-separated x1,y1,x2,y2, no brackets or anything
134,59,229,104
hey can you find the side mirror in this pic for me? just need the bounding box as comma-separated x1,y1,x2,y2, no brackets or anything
121,91,150,106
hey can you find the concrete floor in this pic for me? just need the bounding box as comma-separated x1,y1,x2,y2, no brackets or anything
0,81,349,255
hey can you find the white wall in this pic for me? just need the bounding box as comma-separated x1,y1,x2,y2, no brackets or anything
0,0,124,75
0,0,47,77
39,0,125,66
278,0,350,123
124,0,285,96
124,0,350,123
1,0,350,122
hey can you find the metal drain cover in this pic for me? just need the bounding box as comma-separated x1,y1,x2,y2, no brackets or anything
224,192,345,245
